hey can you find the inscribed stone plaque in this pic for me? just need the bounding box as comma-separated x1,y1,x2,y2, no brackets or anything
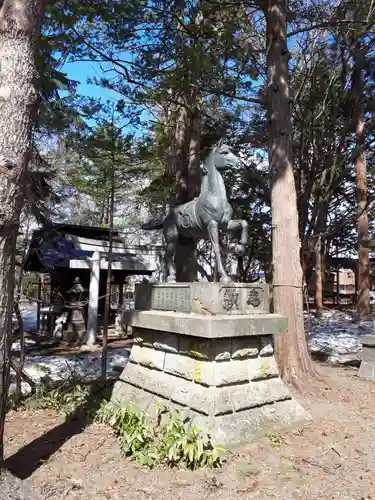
150,285,191,313
134,283,269,315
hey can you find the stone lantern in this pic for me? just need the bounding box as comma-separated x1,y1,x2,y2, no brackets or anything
64,276,86,343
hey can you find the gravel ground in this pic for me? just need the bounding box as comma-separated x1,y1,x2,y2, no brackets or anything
3,364,375,500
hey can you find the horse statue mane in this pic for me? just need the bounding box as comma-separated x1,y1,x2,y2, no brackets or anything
200,138,224,176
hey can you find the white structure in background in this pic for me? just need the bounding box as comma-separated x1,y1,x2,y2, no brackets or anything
67,235,158,344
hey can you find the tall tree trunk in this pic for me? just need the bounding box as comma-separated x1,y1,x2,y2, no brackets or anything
265,0,317,384
356,108,369,317
170,96,194,282
0,0,45,463
314,203,329,316
174,99,190,205
315,236,324,316
171,0,202,282
353,47,370,318
175,101,201,281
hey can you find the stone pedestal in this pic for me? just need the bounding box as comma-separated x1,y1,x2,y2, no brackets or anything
112,283,309,447
359,335,375,380
135,281,269,315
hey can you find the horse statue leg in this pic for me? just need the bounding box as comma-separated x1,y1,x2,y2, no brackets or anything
163,217,178,282
207,220,231,283
227,219,248,257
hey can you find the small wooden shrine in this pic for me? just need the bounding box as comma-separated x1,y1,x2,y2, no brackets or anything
23,223,155,341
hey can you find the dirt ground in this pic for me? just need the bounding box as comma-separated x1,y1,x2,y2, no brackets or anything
3,364,375,500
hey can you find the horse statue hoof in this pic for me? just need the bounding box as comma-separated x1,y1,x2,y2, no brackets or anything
234,244,246,257
167,276,176,283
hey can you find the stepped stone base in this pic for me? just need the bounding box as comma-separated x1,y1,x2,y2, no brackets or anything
112,310,309,447
359,335,375,380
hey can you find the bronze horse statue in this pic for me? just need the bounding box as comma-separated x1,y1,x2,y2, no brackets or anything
141,140,248,283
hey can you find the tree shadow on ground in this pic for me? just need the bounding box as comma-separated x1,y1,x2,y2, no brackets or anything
4,381,114,480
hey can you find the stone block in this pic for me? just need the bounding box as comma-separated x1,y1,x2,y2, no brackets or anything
213,338,232,361
360,335,375,346
215,360,249,386
118,360,147,389
358,336,375,380
259,335,274,356
132,327,154,347
153,331,178,353
179,337,211,359
192,360,215,386
191,399,310,448
121,363,174,400
232,337,259,359
171,383,215,415
121,310,288,339
130,344,165,371
359,361,375,380
216,399,309,447
361,346,375,363
230,378,290,412
164,352,194,380
135,281,270,315
214,387,234,416
179,337,232,362
112,377,141,405
247,357,279,381
145,395,186,421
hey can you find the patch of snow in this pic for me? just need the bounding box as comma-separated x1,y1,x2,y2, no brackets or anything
9,348,130,396
12,302,372,384
13,303,38,332
306,310,371,365
8,381,33,397
11,338,37,351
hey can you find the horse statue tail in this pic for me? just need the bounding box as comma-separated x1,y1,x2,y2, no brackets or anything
140,215,166,230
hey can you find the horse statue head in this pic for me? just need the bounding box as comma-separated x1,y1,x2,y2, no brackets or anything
202,138,241,174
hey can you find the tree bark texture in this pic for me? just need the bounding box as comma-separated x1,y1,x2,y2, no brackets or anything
314,236,323,315
174,100,191,205
265,0,317,384
313,204,329,315
175,103,201,281
169,0,203,282
0,0,45,463
356,109,369,317
353,48,370,318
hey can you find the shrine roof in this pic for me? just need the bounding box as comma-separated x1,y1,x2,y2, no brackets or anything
23,223,155,275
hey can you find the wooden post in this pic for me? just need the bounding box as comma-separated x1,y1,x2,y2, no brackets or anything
86,251,100,345
36,274,41,333
118,280,124,307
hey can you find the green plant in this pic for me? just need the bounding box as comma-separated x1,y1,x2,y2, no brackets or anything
96,401,157,465
6,394,20,412
24,383,91,414
95,401,225,470
158,413,224,469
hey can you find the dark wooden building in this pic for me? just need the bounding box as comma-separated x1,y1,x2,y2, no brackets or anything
23,223,155,339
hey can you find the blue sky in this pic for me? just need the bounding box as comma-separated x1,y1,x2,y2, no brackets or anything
63,59,119,101
63,59,152,136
